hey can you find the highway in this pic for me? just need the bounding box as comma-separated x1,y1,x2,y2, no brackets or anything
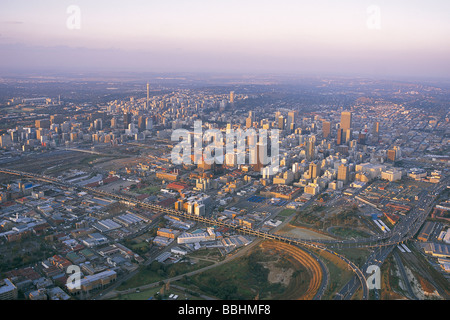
333,175,449,299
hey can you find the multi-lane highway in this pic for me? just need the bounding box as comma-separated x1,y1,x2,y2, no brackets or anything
333,176,449,299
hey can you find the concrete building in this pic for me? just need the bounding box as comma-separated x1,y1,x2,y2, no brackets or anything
340,111,352,131
66,270,117,295
381,168,403,181
0,279,18,300
337,164,349,183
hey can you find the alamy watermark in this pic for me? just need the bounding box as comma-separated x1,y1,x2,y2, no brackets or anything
366,265,381,290
66,265,82,290
171,121,280,176
66,5,81,30
366,5,381,30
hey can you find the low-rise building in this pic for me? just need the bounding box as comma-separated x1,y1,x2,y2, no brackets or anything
0,279,18,300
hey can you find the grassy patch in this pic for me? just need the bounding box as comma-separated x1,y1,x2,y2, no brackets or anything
278,208,297,218
330,227,371,239
178,249,295,300
117,259,214,291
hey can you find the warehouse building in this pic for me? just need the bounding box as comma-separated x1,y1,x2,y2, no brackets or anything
424,243,450,258
66,269,117,295
0,279,18,300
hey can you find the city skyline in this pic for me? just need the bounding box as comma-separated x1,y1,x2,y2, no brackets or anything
0,1,449,78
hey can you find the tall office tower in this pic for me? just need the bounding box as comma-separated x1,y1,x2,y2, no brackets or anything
387,146,401,162
0,134,12,148
123,112,132,129
387,149,396,162
340,111,352,131
111,117,117,129
246,117,253,128
146,118,153,130
93,119,103,130
252,141,267,172
287,111,296,132
10,130,18,143
230,91,235,104
358,133,367,145
248,111,256,122
307,135,316,160
322,121,331,139
138,116,146,132
345,128,352,143
394,146,401,159
50,115,64,125
373,121,379,134
274,111,281,123
35,119,50,129
278,116,284,130
337,163,349,183
337,127,344,145
309,162,320,179
372,121,380,142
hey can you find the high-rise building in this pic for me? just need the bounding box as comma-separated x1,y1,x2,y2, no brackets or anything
337,128,344,145
278,116,284,130
50,115,64,125
387,146,401,162
138,116,146,132
309,162,320,179
340,111,352,131
111,117,117,129
358,133,367,145
230,91,235,104
0,134,12,148
387,149,396,162
372,121,380,142
322,121,331,138
307,135,315,160
35,119,50,129
252,141,267,172
123,112,132,129
345,128,352,143
246,117,253,129
93,119,103,130
287,111,296,132
146,117,153,130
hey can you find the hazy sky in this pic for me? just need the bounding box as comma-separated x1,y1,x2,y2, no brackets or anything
1,0,449,78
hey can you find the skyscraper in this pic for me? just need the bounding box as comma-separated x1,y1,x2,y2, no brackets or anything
309,162,320,179
372,121,380,143
252,141,267,172
138,116,146,132
123,112,132,129
287,111,296,132
340,111,352,131
337,128,344,145
230,91,235,104
337,163,349,183
278,116,284,130
307,135,315,160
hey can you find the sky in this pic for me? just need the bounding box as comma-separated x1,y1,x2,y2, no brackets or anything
0,0,449,79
